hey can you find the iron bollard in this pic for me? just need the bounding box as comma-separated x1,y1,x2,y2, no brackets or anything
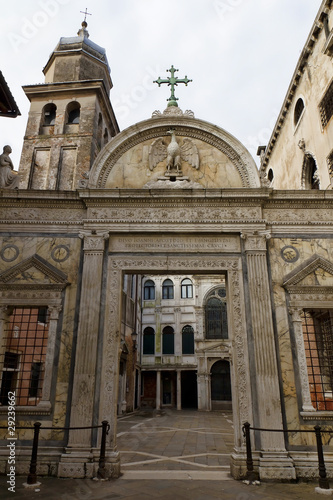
97,420,109,479
314,425,330,490
27,422,41,485
243,422,257,482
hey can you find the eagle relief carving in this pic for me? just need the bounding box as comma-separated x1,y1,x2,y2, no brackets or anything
149,130,199,173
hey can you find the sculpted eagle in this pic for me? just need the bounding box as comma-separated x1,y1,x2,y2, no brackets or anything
149,130,199,172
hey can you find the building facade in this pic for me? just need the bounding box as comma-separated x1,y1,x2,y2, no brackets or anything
0,1,333,482
141,275,232,412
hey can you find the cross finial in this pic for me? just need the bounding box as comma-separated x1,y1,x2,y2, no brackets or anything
154,65,192,107
80,8,92,23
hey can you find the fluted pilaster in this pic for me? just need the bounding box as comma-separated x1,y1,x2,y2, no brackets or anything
68,231,108,447
242,230,285,451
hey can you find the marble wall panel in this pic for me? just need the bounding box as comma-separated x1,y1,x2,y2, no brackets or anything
268,236,333,443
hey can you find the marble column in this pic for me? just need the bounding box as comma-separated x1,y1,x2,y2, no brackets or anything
289,307,316,413
177,370,181,410
156,371,161,410
0,306,11,373
241,231,295,479
39,305,62,411
67,231,108,447
207,373,212,411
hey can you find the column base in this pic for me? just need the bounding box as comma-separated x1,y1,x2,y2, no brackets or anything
259,452,296,481
230,451,260,480
58,448,120,479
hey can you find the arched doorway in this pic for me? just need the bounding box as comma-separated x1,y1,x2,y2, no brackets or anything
211,360,232,410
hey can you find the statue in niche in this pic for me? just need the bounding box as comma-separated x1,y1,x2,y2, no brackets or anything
149,130,199,173
0,145,19,189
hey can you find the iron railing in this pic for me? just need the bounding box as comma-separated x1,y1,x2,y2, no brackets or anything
242,422,333,490
0,420,110,485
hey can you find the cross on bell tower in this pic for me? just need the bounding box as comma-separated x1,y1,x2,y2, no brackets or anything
80,8,92,23
154,65,192,107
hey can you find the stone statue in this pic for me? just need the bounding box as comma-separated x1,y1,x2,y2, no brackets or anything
0,145,19,189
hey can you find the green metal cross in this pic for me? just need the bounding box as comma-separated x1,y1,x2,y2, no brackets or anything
154,65,192,107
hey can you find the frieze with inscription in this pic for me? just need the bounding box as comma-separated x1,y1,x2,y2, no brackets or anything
109,235,241,253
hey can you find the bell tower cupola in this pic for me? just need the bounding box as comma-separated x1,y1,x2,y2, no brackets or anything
19,19,119,190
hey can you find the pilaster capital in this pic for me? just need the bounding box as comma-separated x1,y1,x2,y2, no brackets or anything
48,305,62,321
241,230,271,252
288,307,303,323
79,231,109,252
0,305,11,320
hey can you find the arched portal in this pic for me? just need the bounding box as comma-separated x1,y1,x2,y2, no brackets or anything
211,360,232,410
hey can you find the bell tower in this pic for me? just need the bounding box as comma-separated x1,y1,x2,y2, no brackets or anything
19,21,119,190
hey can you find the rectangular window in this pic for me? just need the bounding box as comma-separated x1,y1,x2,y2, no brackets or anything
319,80,333,128
302,309,333,411
0,307,49,406
162,331,174,355
182,332,195,355
0,352,19,405
29,362,43,398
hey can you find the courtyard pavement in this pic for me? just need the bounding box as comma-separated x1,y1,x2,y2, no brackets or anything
0,409,330,499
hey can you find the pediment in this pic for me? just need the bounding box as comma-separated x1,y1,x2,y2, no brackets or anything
0,254,68,288
283,255,333,289
197,341,230,354
88,115,260,190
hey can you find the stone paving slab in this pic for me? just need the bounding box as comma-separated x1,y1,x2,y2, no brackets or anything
0,476,328,500
117,409,234,471
1,410,331,498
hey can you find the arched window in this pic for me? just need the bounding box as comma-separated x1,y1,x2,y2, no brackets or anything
182,325,194,354
162,326,174,355
181,278,193,299
143,327,155,355
268,169,274,183
97,113,103,149
162,279,174,299
66,101,80,124
144,280,155,300
205,288,228,339
302,154,320,190
294,97,305,126
103,128,109,146
42,103,56,126
211,360,232,401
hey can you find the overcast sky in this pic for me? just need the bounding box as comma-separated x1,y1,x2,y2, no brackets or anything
0,0,322,168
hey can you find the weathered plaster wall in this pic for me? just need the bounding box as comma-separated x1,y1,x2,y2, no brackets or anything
266,7,333,189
